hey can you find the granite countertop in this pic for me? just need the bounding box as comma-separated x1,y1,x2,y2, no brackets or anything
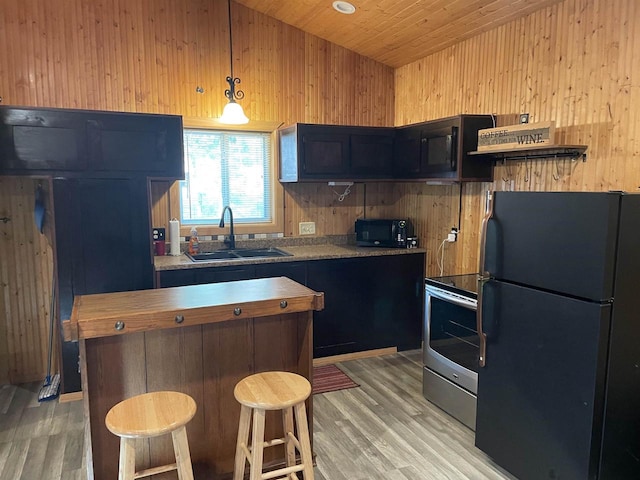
154,242,426,271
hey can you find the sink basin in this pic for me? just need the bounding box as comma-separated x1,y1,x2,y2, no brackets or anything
187,251,240,261
186,247,292,262
235,247,292,258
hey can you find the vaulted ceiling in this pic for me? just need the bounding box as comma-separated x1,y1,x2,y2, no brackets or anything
235,0,565,68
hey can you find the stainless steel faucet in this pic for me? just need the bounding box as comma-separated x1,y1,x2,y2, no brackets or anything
219,206,235,249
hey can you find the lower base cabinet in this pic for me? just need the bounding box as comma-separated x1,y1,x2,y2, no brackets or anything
156,252,425,358
306,254,424,357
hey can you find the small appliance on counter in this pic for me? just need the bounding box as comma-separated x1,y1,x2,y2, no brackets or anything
423,273,479,430
355,218,414,248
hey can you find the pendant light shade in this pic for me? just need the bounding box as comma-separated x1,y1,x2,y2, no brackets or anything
220,99,249,124
220,0,249,124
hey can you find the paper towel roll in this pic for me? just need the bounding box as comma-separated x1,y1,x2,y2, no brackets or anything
169,219,181,256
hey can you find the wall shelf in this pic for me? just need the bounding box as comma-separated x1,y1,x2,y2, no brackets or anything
468,144,588,162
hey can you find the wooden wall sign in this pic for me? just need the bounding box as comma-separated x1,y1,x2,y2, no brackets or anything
477,121,555,151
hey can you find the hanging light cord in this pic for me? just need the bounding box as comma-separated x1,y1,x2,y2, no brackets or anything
227,0,234,80
225,0,244,101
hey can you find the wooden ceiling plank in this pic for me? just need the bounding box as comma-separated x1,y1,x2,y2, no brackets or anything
235,0,565,67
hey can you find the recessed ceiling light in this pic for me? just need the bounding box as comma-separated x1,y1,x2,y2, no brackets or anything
332,1,356,15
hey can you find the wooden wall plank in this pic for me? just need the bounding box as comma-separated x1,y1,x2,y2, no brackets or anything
393,0,640,275
3,0,638,381
0,0,393,383
0,178,55,384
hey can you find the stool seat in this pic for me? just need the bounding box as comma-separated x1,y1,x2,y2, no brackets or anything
105,391,196,480
234,371,312,410
106,391,196,438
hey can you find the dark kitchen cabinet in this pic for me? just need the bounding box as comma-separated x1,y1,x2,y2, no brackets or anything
0,106,184,394
156,265,256,288
0,107,89,173
393,115,494,181
0,106,184,178
278,117,494,183
279,123,394,182
255,262,307,285
350,130,394,177
86,111,183,177
156,252,425,359
306,253,424,358
54,177,154,392
158,262,307,289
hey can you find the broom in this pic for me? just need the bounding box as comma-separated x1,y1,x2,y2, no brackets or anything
38,276,60,402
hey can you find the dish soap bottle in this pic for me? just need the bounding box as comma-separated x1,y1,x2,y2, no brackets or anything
188,227,200,255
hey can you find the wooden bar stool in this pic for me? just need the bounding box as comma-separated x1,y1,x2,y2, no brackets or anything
233,371,314,480
105,391,197,480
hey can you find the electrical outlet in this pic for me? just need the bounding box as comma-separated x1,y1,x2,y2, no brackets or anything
447,227,458,242
299,222,316,235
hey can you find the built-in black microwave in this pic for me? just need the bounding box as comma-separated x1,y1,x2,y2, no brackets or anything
355,218,414,248
421,125,458,174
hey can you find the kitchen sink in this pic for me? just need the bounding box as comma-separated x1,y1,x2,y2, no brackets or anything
186,247,292,262
235,247,293,258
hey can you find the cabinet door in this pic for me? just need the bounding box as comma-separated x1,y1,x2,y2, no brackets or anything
0,107,88,173
365,254,424,351
87,112,183,177
300,127,350,177
393,126,422,177
157,269,199,287
197,266,256,284
350,128,394,177
53,177,154,392
307,258,367,357
158,265,256,287
255,262,307,285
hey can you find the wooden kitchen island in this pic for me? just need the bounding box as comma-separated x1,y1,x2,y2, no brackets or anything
65,277,324,480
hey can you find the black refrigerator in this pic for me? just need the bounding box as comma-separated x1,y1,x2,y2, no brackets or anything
475,191,640,480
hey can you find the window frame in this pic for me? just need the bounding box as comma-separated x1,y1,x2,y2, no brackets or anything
168,118,284,237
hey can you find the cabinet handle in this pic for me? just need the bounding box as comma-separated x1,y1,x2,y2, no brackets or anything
175,315,184,324
280,300,288,309
114,321,125,331
234,307,242,316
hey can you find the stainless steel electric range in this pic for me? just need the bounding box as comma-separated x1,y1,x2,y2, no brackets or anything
423,273,479,430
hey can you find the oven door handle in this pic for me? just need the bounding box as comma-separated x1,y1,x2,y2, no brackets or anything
425,288,477,310
477,190,495,368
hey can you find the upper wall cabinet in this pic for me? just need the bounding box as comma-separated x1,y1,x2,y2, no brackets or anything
0,106,184,179
279,123,394,182
393,115,495,182
278,115,494,183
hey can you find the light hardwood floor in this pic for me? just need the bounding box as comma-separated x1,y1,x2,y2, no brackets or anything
0,350,514,480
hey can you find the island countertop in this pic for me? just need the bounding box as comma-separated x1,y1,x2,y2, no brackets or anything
66,276,324,340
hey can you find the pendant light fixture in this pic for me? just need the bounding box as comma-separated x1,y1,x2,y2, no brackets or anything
219,0,249,124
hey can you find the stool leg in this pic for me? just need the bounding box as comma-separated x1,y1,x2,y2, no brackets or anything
118,437,136,480
294,402,314,480
172,425,195,480
282,406,296,469
250,408,266,480
234,404,252,480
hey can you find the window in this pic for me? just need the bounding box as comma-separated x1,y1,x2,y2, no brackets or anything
180,129,272,226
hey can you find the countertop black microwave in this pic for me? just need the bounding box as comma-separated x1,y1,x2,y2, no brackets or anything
355,218,414,248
